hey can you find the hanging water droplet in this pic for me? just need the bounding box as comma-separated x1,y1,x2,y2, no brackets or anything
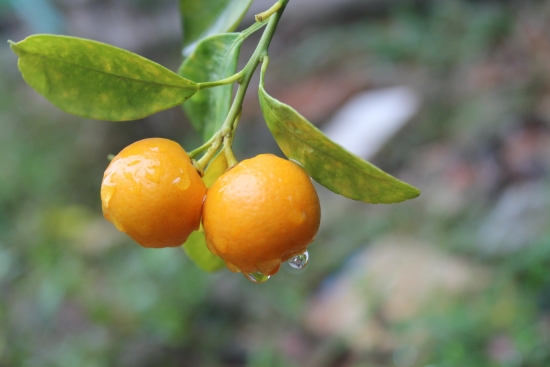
288,250,309,270
243,271,270,283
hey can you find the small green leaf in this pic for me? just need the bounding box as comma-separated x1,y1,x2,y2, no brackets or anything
11,35,198,121
258,63,421,204
183,230,225,272
180,0,253,55
203,150,229,188
179,33,242,141
182,151,228,272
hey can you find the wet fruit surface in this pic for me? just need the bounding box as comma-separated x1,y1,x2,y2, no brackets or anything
202,154,321,277
101,138,206,248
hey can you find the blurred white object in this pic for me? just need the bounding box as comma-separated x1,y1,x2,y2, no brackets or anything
10,0,65,34
478,182,550,254
323,86,421,160
304,237,490,352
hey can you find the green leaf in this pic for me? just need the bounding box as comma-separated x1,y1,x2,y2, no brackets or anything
10,35,198,121
180,0,253,55
183,230,226,272
258,63,421,204
178,33,242,141
182,151,228,272
203,150,229,188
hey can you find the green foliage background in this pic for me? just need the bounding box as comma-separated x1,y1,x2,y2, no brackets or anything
1,0,550,366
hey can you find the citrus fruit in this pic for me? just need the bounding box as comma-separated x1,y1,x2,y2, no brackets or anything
202,154,321,276
101,138,206,248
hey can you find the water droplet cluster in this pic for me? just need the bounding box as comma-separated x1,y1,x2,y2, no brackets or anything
242,250,309,283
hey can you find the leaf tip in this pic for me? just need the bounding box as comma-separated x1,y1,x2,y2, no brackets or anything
409,187,421,199
399,185,421,203
8,40,23,56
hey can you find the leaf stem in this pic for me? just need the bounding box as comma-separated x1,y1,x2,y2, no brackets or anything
241,18,269,39
197,71,243,90
255,1,283,22
189,131,219,158
196,16,273,91
260,56,270,87
195,17,273,91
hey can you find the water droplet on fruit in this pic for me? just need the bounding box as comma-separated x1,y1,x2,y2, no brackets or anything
102,186,116,208
172,174,190,190
243,271,270,283
288,250,309,270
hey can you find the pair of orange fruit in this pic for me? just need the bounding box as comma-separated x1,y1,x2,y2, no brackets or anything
101,138,320,277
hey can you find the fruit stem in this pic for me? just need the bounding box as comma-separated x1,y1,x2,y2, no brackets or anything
195,134,222,172
192,0,289,168
223,112,241,168
219,0,288,133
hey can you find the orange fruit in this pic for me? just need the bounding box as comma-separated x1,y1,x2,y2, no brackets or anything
202,154,321,276
101,138,206,248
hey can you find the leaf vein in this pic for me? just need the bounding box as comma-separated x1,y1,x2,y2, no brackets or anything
29,53,196,91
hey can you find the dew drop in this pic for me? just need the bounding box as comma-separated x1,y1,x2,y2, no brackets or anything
102,186,116,209
288,250,309,270
172,174,190,190
243,271,270,283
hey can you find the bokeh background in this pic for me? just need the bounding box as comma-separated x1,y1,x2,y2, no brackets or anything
2,0,550,366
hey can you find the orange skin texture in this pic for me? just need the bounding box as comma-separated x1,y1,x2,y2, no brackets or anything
203,154,321,276
101,138,206,248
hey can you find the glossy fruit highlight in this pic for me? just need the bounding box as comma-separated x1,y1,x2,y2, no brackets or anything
101,138,206,248
202,154,321,276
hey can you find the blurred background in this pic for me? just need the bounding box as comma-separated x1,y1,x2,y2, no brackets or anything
2,0,550,366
